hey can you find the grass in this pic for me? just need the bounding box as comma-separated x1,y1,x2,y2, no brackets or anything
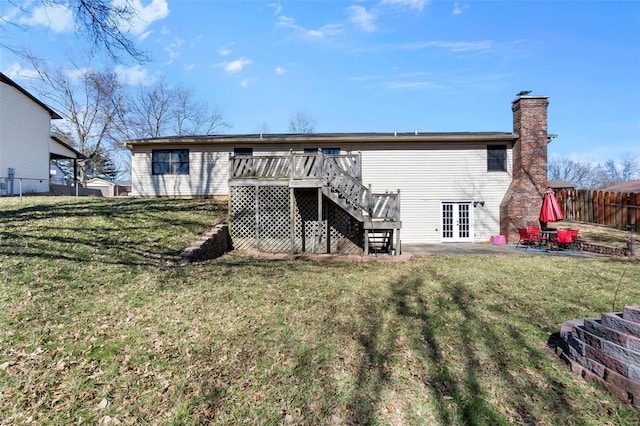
556,222,634,248
1,197,639,425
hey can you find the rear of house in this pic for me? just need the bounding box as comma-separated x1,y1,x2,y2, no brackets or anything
125,95,552,249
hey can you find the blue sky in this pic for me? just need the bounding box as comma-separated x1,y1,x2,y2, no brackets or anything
2,0,639,163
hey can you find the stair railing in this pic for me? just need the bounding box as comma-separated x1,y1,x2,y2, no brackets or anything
319,152,372,216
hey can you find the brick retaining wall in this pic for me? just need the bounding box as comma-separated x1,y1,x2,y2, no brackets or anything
575,240,635,257
558,306,640,406
180,224,232,263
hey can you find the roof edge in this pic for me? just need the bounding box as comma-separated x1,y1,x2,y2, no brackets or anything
1,72,62,120
123,132,519,147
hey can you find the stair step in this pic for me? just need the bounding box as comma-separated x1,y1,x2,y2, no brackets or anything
601,312,640,338
623,306,640,324
584,319,640,352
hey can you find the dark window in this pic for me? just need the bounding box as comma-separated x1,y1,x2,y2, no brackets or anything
234,147,253,156
304,148,340,155
152,149,189,175
487,145,507,171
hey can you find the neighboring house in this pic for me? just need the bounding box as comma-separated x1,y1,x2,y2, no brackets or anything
0,72,84,195
600,179,640,194
548,180,576,191
85,178,131,197
125,95,552,251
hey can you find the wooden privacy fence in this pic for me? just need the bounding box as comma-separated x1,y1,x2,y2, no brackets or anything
554,189,640,231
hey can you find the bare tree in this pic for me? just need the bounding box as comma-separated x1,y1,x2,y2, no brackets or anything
123,79,228,139
29,57,127,182
593,154,640,188
4,0,148,63
288,110,317,133
548,154,640,189
254,122,271,134
619,153,640,181
547,157,598,189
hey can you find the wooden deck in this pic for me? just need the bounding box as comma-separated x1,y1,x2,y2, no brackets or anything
229,151,401,254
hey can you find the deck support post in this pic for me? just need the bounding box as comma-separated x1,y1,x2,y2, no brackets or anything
364,229,369,255
396,189,401,253
317,187,323,254
290,187,295,253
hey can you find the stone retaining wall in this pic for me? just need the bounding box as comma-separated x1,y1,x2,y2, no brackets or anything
576,240,635,257
180,223,232,263
558,305,640,406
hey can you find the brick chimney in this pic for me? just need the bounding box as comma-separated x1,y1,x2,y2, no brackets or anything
500,95,549,243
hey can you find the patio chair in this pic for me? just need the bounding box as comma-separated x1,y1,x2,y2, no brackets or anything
567,229,580,250
527,225,547,247
556,229,574,250
517,227,541,249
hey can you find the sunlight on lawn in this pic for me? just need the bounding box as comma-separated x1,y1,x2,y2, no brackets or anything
0,197,638,425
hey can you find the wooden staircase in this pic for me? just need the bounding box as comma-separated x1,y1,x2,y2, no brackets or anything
317,153,401,254
229,151,401,254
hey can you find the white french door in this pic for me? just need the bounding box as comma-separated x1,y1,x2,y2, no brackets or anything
441,202,473,242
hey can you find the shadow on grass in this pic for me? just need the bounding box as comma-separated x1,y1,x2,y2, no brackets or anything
0,198,227,266
344,266,582,425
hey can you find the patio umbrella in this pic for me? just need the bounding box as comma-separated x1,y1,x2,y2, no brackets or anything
539,188,564,223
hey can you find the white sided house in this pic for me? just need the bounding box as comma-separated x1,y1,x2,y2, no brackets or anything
125,95,552,253
0,73,83,195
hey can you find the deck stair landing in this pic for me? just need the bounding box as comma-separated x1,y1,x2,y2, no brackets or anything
558,305,640,406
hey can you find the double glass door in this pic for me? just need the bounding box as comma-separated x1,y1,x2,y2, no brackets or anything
441,202,473,242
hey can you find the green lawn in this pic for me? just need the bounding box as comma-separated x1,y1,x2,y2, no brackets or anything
1,197,639,425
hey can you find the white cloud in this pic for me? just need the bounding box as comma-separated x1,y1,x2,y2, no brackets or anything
190,35,203,48
348,5,377,32
218,47,232,56
3,63,39,80
185,64,197,71
275,66,287,75
402,40,492,52
115,65,158,86
20,4,74,32
64,67,93,83
277,15,342,39
381,0,430,12
217,57,252,74
383,81,439,90
453,2,469,15
240,79,249,88
268,2,282,15
165,38,184,64
114,0,169,36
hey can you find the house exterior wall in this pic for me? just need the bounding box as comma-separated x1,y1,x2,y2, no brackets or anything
352,143,513,244
0,82,51,194
131,146,230,197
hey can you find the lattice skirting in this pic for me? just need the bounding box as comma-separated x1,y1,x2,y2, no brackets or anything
230,186,363,254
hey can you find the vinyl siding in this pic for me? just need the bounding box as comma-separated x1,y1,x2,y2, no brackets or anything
130,141,512,243
0,83,51,194
355,143,513,244
131,147,230,197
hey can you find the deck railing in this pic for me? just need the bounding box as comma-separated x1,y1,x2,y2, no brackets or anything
230,151,399,222
371,192,401,222
231,151,361,180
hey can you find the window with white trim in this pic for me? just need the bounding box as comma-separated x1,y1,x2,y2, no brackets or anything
152,149,189,175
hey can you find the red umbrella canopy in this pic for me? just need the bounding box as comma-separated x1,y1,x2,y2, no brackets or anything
540,188,564,223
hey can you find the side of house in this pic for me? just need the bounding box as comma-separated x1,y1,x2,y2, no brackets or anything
0,73,61,194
